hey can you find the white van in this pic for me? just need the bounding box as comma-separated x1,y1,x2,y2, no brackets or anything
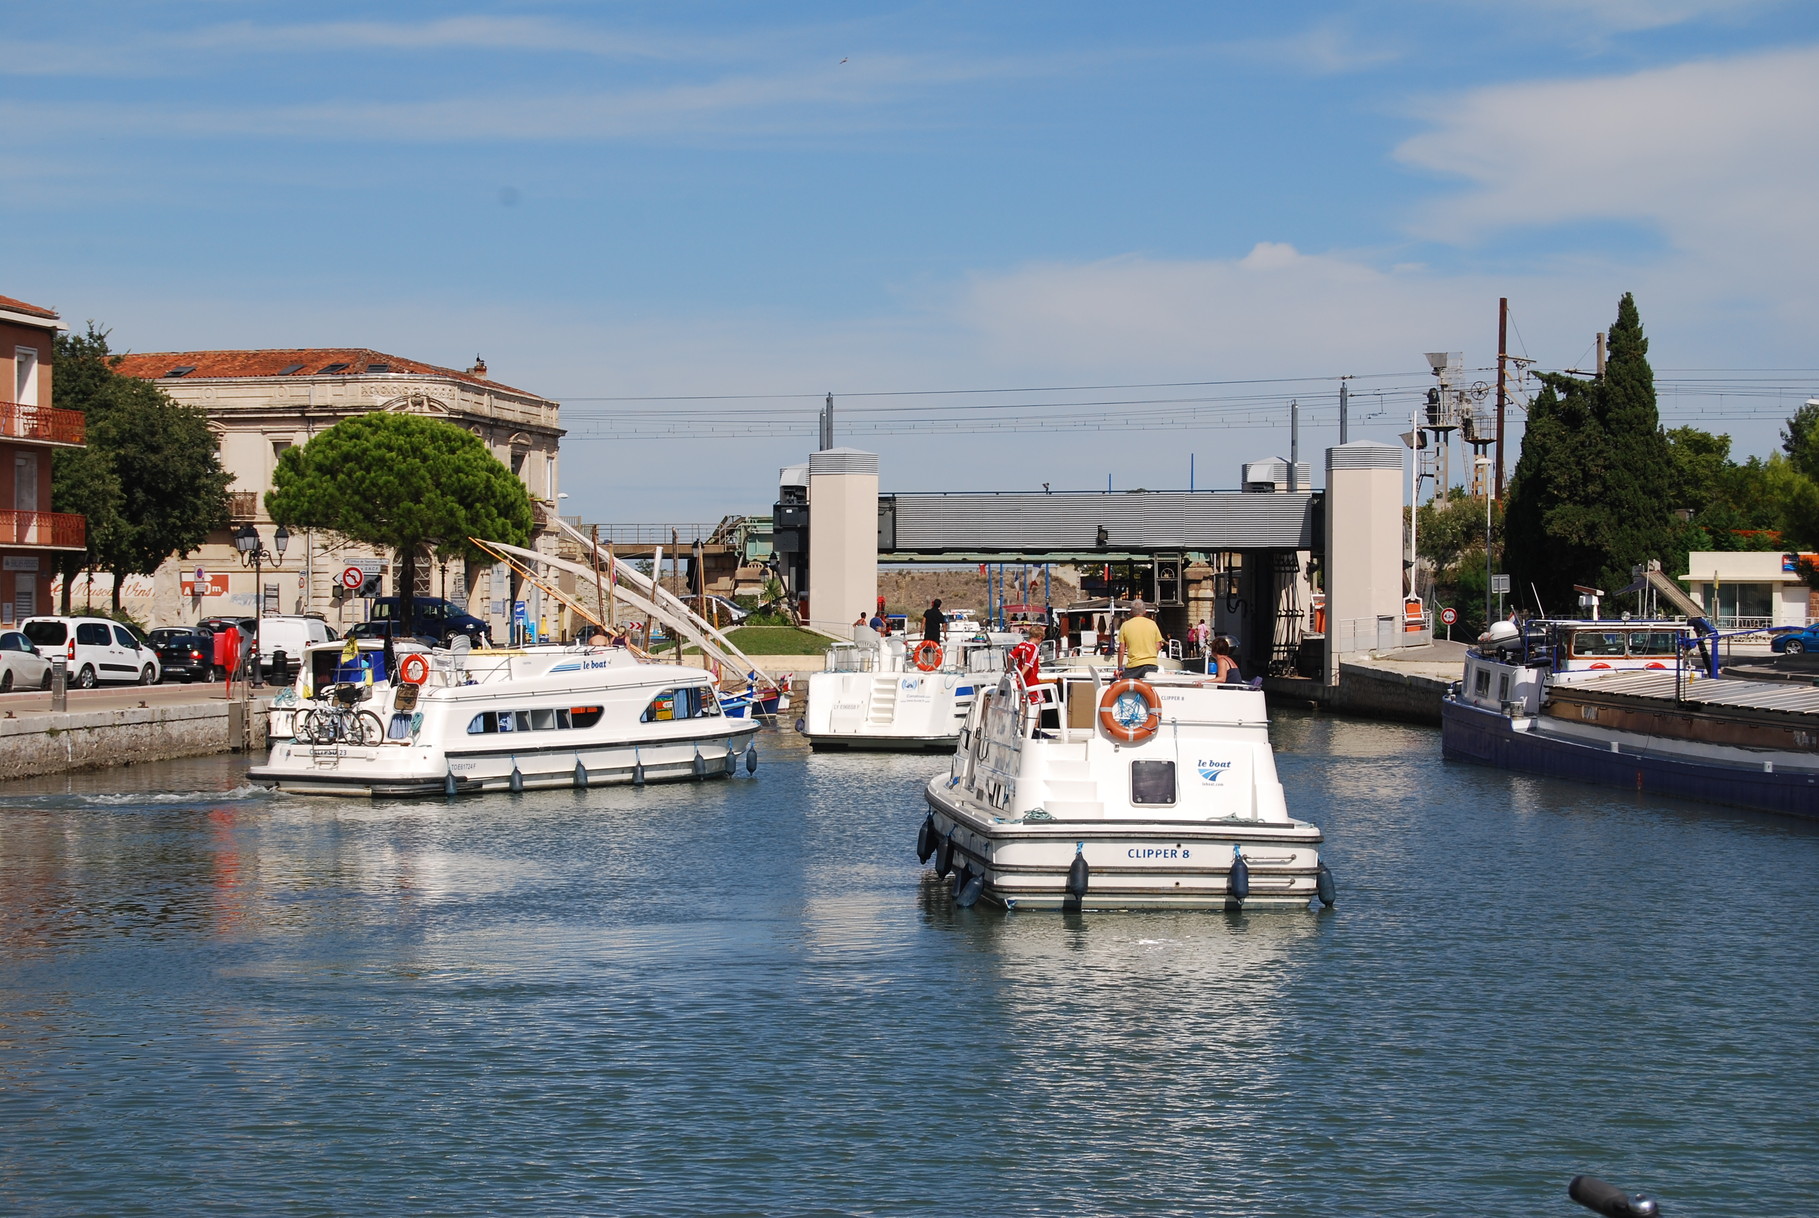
20,616,161,687
257,615,333,679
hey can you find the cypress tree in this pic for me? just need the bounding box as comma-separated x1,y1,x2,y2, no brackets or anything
1501,293,1677,614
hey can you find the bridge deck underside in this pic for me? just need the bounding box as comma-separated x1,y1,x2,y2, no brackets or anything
879,490,1319,556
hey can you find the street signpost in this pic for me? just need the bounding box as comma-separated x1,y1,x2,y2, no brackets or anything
340,566,365,591
1490,573,1511,620
1440,605,1457,641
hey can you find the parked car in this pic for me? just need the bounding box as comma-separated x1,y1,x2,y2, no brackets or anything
345,620,441,648
256,615,333,681
0,629,52,692
366,597,489,646
19,616,161,687
149,626,217,683
1769,625,1819,655
198,616,259,678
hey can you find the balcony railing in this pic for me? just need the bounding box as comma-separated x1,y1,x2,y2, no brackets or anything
0,510,86,550
0,400,84,446
227,491,261,520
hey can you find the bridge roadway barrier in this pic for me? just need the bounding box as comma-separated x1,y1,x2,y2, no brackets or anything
0,684,269,781
1261,642,1464,726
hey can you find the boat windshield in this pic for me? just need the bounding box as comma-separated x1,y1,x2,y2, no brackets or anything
1627,630,1680,657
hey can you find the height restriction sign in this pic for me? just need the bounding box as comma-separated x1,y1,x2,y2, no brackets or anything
340,566,366,591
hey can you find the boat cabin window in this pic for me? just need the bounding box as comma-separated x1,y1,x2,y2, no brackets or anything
1570,631,1627,657
1498,673,1511,702
1130,760,1176,806
1474,666,1492,697
640,685,721,723
467,705,604,734
1627,631,1679,657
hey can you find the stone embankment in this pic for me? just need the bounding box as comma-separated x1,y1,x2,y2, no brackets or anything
0,685,269,780
1262,641,1463,725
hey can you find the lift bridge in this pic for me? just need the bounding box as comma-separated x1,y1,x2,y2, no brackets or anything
873,480,1317,676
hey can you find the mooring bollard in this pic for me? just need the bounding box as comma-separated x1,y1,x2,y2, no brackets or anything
50,656,67,713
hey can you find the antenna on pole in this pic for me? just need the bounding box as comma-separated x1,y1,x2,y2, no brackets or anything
1495,298,1508,500
1339,377,1351,445
1289,399,1300,492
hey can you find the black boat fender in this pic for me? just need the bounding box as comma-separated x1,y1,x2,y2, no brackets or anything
509,757,524,794
1315,860,1336,907
935,830,955,879
574,758,589,789
745,742,759,774
1065,845,1089,900
916,814,936,863
1228,845,1250,901
955,867,985,908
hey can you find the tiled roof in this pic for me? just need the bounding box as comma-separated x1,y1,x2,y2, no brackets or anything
0,293,61,320
111,348,545,400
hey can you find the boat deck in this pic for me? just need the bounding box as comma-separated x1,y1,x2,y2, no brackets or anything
1559,670,1819,718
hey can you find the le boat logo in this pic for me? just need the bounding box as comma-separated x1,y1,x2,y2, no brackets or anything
901,678,921,690
1197,759,1233,783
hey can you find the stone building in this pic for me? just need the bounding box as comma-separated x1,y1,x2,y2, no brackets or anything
107,348,563,637
0,294,82,626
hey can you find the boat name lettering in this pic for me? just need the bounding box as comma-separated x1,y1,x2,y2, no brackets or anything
1128,847,1191,860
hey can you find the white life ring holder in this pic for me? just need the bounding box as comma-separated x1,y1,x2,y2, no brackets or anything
399,653,430,685
1098,677,1161,745
913,641,943,672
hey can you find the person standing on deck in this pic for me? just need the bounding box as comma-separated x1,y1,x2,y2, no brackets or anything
922,599,946,644
1116,599,1163,679
1008,624,1044,690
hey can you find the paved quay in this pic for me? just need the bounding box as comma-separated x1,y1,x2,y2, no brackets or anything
1263,640,1467,725
1,683,271,781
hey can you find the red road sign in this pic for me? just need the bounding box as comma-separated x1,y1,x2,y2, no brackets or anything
340,566,366,590
1440,607,1458,625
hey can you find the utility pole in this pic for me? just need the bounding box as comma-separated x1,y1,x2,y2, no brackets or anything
820,392,835,449
1495,298,1508,500
1339,377,1350,445
1595,333,1606,378
1289,399,1299,492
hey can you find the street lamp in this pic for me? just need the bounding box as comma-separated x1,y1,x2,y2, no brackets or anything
235,523,289,688
1475,457,1493,631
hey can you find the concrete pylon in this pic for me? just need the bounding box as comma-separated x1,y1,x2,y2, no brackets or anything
1324,442,1405,680
807,448,879,638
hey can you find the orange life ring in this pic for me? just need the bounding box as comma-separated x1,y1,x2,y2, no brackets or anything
399,653,430,685
913,641,943,672
1098,678,1161,745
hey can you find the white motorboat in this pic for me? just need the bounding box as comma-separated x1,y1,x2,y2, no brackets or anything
252,638,759,797
921,667,1332,911
798,635,1012,751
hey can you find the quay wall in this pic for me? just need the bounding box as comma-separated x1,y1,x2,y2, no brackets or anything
0,701,268,780
1263,661,1449,726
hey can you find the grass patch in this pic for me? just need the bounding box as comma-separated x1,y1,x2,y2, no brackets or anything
654,625,835,656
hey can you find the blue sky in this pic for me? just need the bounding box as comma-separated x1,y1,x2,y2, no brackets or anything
6,1,1818,521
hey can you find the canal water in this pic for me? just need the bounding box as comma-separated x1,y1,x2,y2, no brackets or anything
1,713,1814,1217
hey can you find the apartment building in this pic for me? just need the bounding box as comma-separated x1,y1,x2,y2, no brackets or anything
0,294,82,624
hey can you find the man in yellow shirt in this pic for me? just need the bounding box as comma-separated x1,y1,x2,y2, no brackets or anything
1116,599,1164,679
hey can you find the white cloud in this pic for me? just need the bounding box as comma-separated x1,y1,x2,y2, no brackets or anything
1222,21,1403,75
1500,0,1785,33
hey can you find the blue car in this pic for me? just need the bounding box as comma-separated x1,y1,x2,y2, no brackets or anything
1769,625,1819,654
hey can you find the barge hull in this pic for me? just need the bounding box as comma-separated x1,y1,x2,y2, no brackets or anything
1441,697,1819,820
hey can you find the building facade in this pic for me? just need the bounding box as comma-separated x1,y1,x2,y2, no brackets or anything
0,294,82,625
1680,550,1817,630
106,348,563,638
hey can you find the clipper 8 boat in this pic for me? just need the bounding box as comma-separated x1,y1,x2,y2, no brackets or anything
920,667,1333,911
251,639,759,798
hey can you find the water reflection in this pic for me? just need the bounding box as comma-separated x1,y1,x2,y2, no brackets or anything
0,724,1815,1215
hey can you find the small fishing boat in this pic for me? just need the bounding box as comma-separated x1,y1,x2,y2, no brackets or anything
798,634,1009,751
252,638,759,797
919,666,1333,910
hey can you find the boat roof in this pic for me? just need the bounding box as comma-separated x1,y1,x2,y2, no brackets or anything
1560,670,1819,721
